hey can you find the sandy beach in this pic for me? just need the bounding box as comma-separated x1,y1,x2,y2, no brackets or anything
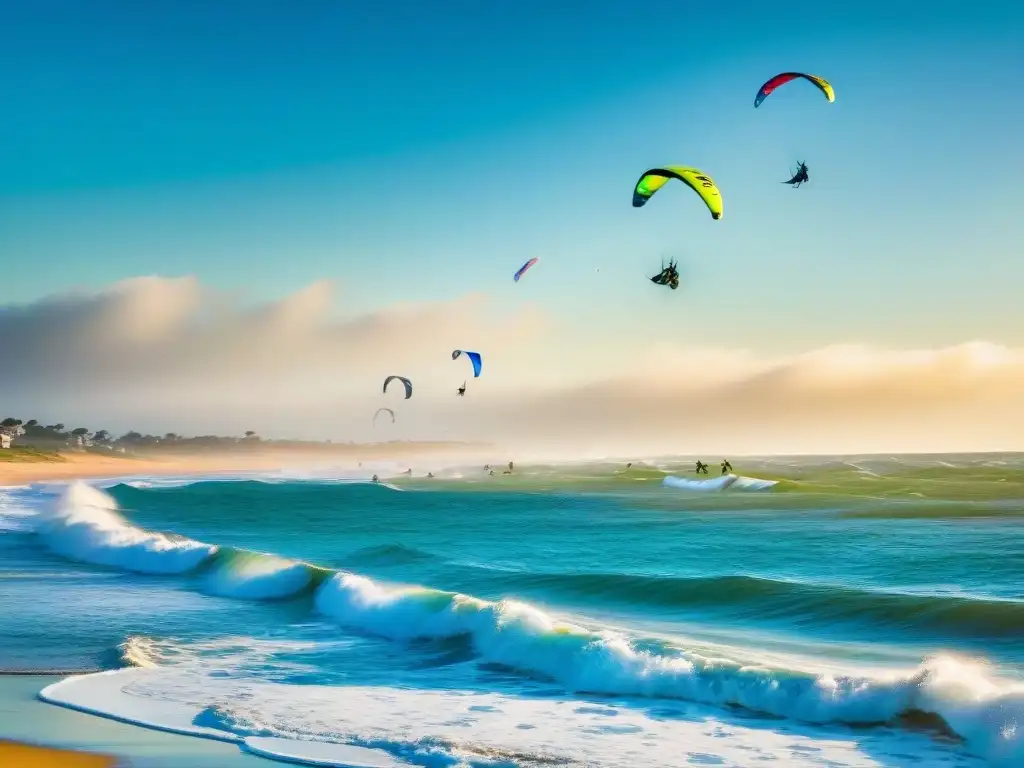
0,442,486,487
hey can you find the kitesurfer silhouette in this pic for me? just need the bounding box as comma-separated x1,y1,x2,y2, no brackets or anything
457,382,466,396
695,461,709,475
650,259,681,290
371,474,379,483
721,459,733,475
783,162,809,187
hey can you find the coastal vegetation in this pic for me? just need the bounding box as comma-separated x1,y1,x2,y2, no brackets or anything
0,417,480,457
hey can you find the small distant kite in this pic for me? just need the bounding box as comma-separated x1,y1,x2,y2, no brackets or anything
514,257,538,283
452,349,482,378
633,166,723,221
754,72,835,108
382,375,412,399
374,407,395,424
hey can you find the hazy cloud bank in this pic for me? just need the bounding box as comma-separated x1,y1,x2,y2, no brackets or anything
2,277,1021,455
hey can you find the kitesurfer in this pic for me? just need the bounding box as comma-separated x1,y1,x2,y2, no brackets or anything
783,162,809,188
457,382,466,397
427,472,435,479
489,470,495,476
650,259,681,291
695,461,709,475
721,459,733,475
484,464,491,471
371,474,379,483
508,461,514,472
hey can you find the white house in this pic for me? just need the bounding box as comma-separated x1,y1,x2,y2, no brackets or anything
0,424,21,448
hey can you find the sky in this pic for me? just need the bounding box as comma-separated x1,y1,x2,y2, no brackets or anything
1,1,1022,452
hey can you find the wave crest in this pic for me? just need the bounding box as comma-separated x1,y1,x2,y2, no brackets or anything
35,482,215,574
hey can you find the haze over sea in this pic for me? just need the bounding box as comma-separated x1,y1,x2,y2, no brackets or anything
2,454,1022,767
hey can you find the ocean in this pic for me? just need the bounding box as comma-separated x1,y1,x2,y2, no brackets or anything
1,454,1023,767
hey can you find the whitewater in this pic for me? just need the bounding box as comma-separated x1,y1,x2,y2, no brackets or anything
2,455,1024,766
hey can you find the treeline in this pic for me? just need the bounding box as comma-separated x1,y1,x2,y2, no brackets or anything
1,418,264,451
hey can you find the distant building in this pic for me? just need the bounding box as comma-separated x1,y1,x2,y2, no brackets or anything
0,425,19,449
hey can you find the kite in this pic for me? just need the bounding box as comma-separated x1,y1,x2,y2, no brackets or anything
452,350,482,378
632,167,723,220
754,72,834,108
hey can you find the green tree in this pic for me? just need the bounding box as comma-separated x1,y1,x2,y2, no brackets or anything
93,430,110,442
71,427,90,437
1,418,23,427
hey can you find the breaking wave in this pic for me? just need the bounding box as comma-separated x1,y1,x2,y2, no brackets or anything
662,474,778,492
24,482,1024,764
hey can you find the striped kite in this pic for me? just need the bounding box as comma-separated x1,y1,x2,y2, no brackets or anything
514,257,538,283
754,72,835,108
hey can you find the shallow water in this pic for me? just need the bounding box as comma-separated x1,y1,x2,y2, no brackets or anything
2,454,1023,766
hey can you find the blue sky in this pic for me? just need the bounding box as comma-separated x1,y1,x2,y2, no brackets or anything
2,0,1022,357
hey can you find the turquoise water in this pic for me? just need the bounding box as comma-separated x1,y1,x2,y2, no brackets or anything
2,455,1023,766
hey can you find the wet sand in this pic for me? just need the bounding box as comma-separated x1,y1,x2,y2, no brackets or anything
0,675,271,767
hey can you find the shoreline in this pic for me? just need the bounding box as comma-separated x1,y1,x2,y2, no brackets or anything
0,675,271,766
0,443,488,487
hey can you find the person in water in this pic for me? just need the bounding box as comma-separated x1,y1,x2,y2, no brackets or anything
371,474,379,483
721,459,733,475
489,469,495,476
427,472,434,479
484,464,491,471
508,461,514,472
